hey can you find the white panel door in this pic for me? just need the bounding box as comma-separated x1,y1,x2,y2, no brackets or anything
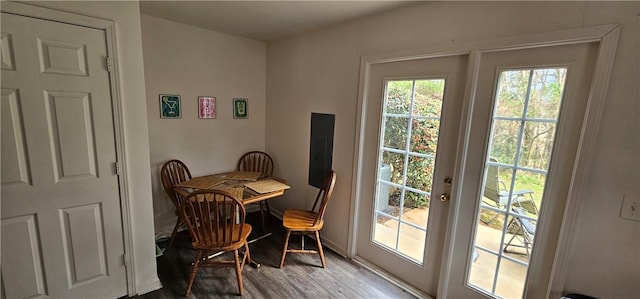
355,54,468,296
1,12,127,299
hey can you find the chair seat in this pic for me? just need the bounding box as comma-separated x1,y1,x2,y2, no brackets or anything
279,171,336,268
497,190,534,206
192,223,252,251
512,208,536,234
282,209,323,231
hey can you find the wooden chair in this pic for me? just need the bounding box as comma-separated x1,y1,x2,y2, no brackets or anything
160,159,192,251
181,189,252,297
237,151,274,229
279,171,336,268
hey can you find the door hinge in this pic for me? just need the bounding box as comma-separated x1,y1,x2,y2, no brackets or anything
122,254,128,267
113,162,120,175
106,57,112,72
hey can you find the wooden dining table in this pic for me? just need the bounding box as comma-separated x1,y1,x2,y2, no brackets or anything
174,171,290,267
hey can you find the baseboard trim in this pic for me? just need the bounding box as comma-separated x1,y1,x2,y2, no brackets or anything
271,208,346,256
352,257,432,299
136,278,163,296
271,208,422,297
318,235,348,257
270,208,284,219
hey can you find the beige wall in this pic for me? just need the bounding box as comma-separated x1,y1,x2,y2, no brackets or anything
20,1,637,297
24,1,160,294
140,15,267,237
266,1,639,298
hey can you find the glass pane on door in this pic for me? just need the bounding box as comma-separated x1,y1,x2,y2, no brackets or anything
373,79,445,264
468,68,567,298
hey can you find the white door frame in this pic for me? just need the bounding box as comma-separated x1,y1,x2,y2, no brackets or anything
1,2,137,296
349,24,620,298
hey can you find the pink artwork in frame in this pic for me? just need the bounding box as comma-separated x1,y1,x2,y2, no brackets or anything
198,96,216,119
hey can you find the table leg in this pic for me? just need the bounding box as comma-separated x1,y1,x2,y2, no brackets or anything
246,232,272,268
204,232,272,268
247,232,272,245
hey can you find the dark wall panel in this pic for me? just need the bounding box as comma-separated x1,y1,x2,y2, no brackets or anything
309,113,335,188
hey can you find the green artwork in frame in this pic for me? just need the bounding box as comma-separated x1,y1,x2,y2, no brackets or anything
233,98,248,119
160,94,181,118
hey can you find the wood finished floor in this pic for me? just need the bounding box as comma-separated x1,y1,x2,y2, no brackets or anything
135,213,417,299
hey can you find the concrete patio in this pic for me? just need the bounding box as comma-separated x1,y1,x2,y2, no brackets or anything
374,207,530,298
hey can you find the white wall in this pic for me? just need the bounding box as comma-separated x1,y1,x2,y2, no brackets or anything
25,1,160,294
266,1,639,298
563,2,640,297
140,15,267,237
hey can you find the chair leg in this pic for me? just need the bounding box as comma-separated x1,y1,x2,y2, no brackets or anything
503,232,518,253
504,221,533,258
279,230,291,268
523,234,533,257
185,250,204,297
167,218,182,251
315,231,326,268
233,249,244,296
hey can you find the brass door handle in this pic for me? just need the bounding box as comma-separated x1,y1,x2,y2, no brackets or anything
440,193,450,202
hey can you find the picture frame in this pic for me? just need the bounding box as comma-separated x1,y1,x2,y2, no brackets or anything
198,96,216,119
233,98,248,119
159,94,181,119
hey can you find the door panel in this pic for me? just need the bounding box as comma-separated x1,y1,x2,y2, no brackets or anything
1,13,127,299
356,54,467,295
1,88,30,186
444,42,598,298
60,203,109,287
1,215,47,299
46,91,98,180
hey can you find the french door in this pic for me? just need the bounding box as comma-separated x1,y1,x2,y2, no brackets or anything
354,26,616,298
442,42,598,298
355,54,468,295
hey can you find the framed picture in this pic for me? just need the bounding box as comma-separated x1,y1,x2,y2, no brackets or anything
198,96,216,119
233,98,248,119
160,94,181,118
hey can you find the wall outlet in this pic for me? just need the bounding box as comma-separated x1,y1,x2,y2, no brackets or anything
620,195,640,222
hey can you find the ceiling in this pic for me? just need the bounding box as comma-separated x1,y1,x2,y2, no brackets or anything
139,1,415,41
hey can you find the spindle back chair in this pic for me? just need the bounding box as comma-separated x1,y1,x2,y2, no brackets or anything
181,189,252,296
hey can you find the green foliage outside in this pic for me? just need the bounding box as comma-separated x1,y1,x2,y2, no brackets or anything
489,68,566,209
382,79,444,208
380,68,566,212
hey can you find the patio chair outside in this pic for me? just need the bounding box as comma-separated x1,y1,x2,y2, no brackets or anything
504,207,536,258
483,157,538,215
